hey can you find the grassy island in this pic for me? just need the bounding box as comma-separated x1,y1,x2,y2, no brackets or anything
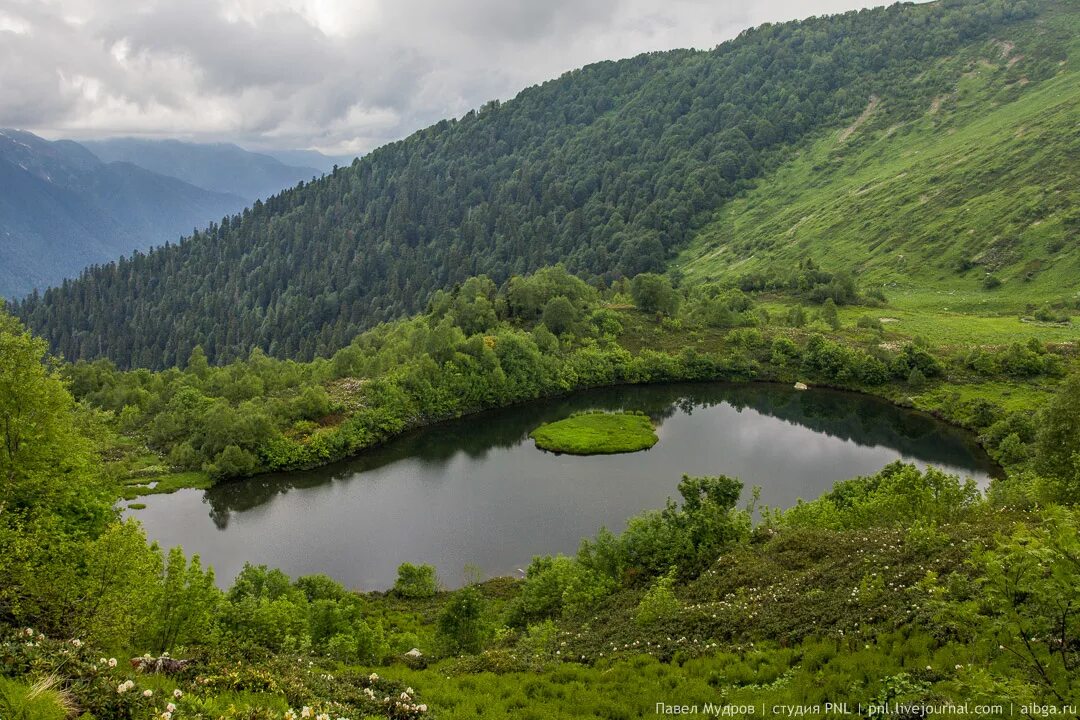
530,410,659,455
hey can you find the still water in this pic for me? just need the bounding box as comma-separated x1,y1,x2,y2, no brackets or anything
128,383,996,590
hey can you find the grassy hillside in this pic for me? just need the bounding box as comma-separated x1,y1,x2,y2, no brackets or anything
678,4,1079,318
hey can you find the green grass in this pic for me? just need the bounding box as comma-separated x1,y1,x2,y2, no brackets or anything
0,676,71,720
677,6,1080,320
118,470,213,500
530,411,659,455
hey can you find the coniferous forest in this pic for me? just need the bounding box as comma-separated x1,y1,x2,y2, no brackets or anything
15,0,1041,368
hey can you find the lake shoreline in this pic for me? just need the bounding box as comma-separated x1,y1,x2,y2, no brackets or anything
126,381,998,590
123,374,1003,502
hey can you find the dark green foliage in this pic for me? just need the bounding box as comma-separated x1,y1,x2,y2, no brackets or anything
857,315,884,332
630,273,680,316
820,298,841,330
683,288,757,329
738,260,861,306
541,296,578,336
801,334,889,386
16,0,1038,367
436,587,488,656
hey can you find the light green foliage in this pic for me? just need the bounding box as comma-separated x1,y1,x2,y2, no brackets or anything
0,310,108,526
680,8,1080,317
970,507,1080,704
635,571,680,626
513,555,617,624
529,411,658,455
820,299,841,330
0,676,71,720
781,462,981,530
143,547,220,652
353,619,390,663
394,563,439,599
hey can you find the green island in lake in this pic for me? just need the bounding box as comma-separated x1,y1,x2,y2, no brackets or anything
530,411,659,455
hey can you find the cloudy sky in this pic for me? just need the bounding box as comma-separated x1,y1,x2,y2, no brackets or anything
1,0,889,155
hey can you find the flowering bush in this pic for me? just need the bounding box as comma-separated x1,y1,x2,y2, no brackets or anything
0,629,190,719
0,629,430,720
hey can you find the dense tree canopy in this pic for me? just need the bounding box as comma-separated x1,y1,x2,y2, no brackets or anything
16,0,1038,368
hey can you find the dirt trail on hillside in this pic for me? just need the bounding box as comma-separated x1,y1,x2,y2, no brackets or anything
839,95,880,142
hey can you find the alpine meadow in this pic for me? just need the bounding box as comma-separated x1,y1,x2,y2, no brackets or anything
2,1,1080,719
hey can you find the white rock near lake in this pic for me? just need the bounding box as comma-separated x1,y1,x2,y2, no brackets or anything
794,382,809,391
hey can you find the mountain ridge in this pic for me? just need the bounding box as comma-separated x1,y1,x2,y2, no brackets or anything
80,137,322,201
0,129,248,298
14,0,1054,367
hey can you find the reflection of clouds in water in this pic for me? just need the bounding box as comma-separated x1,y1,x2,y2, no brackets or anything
129,383,997,591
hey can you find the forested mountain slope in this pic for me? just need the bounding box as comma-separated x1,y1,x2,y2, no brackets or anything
678,3,1080,313
17,0,1047,368
0,130,246,298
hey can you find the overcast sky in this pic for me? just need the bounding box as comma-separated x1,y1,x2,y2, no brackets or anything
1,0,891,155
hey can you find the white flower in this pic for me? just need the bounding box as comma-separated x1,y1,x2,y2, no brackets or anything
99,657,108,665
368,673,379,682
108,658,118,668
925,665,932,671
167,703,176,712
405,687,414,695
301,707,313,719
143,689,153,698
173,689,183,699
284,711,297,720
117,684,128,694
71,639,82,648
317,714,330,720
161,713,172,720
418,704,428,712
24,627,34,637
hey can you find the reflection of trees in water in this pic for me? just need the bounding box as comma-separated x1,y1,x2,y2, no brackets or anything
714,384,992,472
203,382,997,523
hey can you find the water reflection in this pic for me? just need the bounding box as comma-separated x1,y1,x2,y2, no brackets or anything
132,383,997,589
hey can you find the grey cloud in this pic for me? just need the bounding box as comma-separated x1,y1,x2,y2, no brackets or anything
0,0,885,154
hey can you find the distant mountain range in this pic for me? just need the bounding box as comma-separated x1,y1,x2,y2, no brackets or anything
257,148,356,175
0,131,332,298
80,138,323,201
